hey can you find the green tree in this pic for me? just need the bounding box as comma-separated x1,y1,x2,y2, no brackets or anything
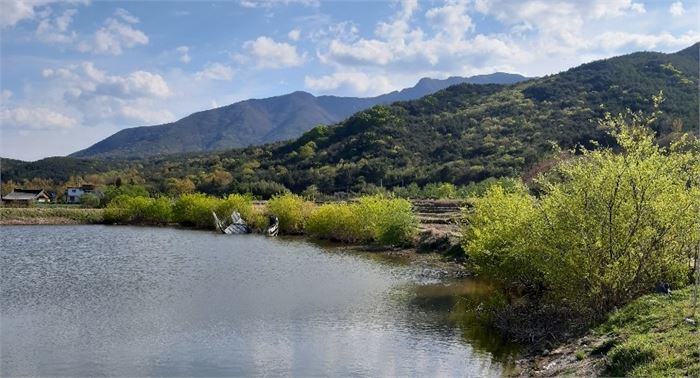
464,97,700,316
79,193,100,208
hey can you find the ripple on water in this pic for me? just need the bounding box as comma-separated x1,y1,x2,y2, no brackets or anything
1,225,513,377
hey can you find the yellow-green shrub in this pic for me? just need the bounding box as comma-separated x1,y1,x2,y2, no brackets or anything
462,184,540,290
306,203,362,242
104,195,173,224
247,209,270,231
355,195,417,245
266,193,315,234
172,193,220,228
463,100,700,315
216,193,254,222
306,196,417,245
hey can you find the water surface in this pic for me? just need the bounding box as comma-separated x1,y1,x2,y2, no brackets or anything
1,225,515,376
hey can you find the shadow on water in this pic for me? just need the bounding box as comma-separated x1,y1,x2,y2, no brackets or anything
409,279,521,362
295,235,520,363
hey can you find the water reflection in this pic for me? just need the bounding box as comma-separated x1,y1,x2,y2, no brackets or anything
410,280,520,362
1,225,515,376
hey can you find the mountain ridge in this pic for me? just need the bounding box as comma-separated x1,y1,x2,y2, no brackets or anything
70,72,530,158
2,44,698,194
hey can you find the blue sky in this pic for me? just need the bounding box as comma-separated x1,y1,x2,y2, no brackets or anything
1,0,698,161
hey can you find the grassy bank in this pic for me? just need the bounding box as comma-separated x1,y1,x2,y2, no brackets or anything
515,287,699,377
2,193,421,248
102,193,419,247
0,207,104,224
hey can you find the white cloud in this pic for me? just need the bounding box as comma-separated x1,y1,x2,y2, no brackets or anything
375,0,420,42
589,0,646,18
308,21,359,44
324,39,396,66
35,8,77,43
314,0,697,82
595,30,700,51
117,105,174,124
425,0,473,38
0,0,86,28
114,8,139,24
670,2,685,17
95,71,171,99
242,36,305,68
43,62,171,99
176,46,191,63
318,0,527,72
78,10,148,55
288,28,301,41
1,90,12,102
472,0,649,54
39,62,174,125
239,0,319,8
304,71,393,95
195,63,235,81
1,107,77,130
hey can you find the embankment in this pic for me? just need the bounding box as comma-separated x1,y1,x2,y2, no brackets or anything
0,207,104,225
513,287,699,377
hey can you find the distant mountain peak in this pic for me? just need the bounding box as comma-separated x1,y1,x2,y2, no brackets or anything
70,72,530,158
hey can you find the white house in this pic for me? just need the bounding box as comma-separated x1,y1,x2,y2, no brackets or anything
64,184,96,203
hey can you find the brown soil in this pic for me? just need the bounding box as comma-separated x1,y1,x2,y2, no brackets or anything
512,335,610,377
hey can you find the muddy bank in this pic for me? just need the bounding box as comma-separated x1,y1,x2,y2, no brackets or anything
511,334,608,377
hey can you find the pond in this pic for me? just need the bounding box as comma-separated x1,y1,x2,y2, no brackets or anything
1,225,517,376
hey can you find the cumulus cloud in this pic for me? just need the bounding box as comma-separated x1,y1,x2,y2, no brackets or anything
595,30,700,51
113,8,139,24
239,0,319,8
0,0,86,28
304,71,393,95
78,9,148,55
40,62,174,125
1,107,77,130
1,90,12,102
425,0,473,38
473,0,649,52
242,36,305,68
288,28,301,41
308,21,359,44
312,0,698,83
318,0,527,72
43,62,171,98
176,46,191,63
670,2,685,17
195,63,235,81
35,8,77,43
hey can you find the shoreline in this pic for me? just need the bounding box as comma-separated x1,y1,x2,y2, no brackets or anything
1,209,471,280
0,207,105,225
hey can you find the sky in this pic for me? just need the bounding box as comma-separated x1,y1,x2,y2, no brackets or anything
0,0,698,161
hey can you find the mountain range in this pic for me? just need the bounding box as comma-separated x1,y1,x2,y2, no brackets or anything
2,43,698,196
70,73,529,158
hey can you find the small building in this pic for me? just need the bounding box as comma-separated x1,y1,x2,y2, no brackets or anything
64,184,96,204
1,189,51,206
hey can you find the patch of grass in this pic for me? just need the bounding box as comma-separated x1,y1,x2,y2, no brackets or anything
575,350,586,360
0,207,104,223
597,287,699,377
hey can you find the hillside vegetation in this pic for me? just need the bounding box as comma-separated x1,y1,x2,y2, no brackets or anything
1,44,698,198
70,73,528,158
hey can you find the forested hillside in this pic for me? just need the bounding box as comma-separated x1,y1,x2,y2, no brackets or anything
2,44,698,197
71,73,528,158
